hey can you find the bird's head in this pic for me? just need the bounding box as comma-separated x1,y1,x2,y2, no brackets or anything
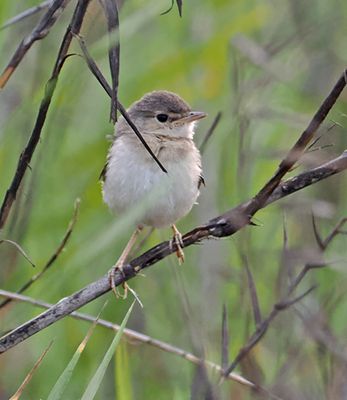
123,90,207,139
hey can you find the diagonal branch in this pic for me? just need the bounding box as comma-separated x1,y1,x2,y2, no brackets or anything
0,70,346,353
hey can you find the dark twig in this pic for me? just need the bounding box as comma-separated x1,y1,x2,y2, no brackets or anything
0,199,80,309
0,0,91,230
311,213,325,250
243,256,262,327
321,217,347,250
287,262,327,298
221,304,229,370
160,0,175,16
0,0,71,88
199,112,222,154
0,239,35,268
176,0,183,17
0,0,53,31
160,0,182,17
101,0,120,123
0,72,346,353
74,34,167,173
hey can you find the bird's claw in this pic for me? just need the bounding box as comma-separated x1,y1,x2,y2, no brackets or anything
170,227,185,265
108,263,129,299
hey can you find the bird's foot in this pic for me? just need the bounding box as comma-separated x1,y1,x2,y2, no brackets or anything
109,226,143,300
170,225,185,265
108,262,129,299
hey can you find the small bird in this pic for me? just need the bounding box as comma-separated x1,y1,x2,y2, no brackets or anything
101,90,206,294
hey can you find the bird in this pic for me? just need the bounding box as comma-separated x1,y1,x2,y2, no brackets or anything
101,90,206,296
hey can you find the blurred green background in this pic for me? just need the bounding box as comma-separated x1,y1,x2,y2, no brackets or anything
0,0,347,399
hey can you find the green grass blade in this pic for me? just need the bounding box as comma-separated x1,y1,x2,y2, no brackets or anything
115,342,133,400
47,302,108,400
81,301,135,400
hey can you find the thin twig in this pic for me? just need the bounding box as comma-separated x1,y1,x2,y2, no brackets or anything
199,112,222,154
0,0,91,230
322,217,347,249
221,304,229,370
243,256,262,327
176,0,183,17
160,0,175,16
311,213,325,250
0,239,35,268
0,0,53,31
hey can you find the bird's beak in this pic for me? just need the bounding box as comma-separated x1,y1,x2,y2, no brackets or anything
176,111,207,124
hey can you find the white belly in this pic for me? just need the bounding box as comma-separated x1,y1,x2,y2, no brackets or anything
102,136,202,228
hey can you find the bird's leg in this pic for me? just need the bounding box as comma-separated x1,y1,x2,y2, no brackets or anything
170,224,185,265
109,225,143,299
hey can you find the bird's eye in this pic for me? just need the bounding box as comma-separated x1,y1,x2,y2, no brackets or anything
156,114,169,123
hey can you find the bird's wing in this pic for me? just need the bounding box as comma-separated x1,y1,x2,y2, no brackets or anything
99,161,108,182
198,173,205,189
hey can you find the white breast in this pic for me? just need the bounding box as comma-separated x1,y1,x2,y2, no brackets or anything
102,134,202,228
